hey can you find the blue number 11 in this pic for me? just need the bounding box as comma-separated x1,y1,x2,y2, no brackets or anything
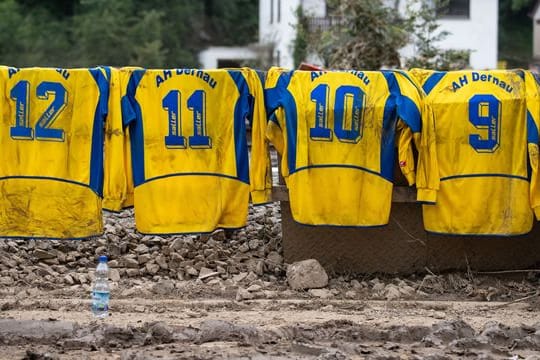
163,90,212,149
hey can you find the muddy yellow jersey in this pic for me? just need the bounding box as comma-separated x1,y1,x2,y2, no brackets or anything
102,67,138,211
265,69,422,226
0,66,108,238
123,68,268,234
410,69,540,235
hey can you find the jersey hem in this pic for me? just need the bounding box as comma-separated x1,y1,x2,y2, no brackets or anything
141,172,249,186
292,219,388,229
0,233,103,240
0,176,99,195
424,229,532,237
290,164,392,183
135,225,246,236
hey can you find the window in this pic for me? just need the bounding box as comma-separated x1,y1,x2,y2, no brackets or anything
277,0,281,23
437,0,470,18
270,0,274,24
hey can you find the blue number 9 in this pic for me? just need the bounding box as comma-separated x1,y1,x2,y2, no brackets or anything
469,94,501,153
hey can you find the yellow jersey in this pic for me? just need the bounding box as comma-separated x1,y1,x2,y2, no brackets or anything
102,66,138,211
0,66,109,238
122,68,269,234
410,69,540,235
265,68,422,226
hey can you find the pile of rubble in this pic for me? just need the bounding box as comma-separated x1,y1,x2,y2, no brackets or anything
0,204,284,292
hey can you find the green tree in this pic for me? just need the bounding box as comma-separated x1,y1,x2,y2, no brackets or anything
0,0,71,67
72,0,166,67
498,0,535,68
404,0,470,70
315,0,408,69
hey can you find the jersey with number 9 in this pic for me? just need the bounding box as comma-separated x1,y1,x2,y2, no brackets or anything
409,69,540,235
0,66,108,238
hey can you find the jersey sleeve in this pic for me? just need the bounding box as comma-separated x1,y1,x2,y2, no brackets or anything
102,67,130,211
264,69,291,182
393,71,423,186
415,102,439,204
245,69,272,205
524,70,540,219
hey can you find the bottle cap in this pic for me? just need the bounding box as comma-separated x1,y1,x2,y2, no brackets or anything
98,255,108,262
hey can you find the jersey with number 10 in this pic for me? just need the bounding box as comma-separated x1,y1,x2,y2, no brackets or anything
0,66,108,238
410,69,540,235
265,69,423,226
122,68,269,234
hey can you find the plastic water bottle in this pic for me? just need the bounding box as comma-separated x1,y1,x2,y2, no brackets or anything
91,255,110,318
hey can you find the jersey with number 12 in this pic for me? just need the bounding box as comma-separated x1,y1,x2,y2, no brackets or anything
0,66,108,238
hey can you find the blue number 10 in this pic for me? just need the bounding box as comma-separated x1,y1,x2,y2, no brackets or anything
469,94,501,153
310,84,365,144
163,90,211,149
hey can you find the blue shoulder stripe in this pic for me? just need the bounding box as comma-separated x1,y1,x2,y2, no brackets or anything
126,69,146,187
422,72,446,95
527,111,539,145
88,67,109,196
227,70,250,184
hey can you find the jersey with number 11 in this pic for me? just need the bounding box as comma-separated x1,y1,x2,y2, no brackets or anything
122,68,269,234
0,66,108,238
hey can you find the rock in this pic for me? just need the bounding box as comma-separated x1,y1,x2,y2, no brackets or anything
246,284,262,292
372,283,385,292
232,272,248,283
248,239,260,250
350,280,363,290
33,249,56,260
108,260,120,268
238,243,249,253
286,259,328,290
399,285,416,298
198,267,220,280
126,269,139,277
123,257,139,268
138,254,151,264
63,274,74,285
236,287,254,301
145,322,174,344
185,266,199,277
308,288,333,299
135,244,150,254
152,280,175,295
169,238,184,251
156,255,168,269
384,285,401,301
266,251,283,265
345,290,356,299
145,262,160,275
109,268,121,282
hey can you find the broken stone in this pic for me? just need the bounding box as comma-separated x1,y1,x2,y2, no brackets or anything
286,259,328,290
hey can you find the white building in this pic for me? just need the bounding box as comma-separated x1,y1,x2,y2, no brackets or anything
200,0,499,70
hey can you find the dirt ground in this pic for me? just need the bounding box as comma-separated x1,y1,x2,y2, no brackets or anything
1,274,540,360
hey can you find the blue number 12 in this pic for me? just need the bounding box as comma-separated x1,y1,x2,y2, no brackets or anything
163,90,212,149
10,80,67,142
